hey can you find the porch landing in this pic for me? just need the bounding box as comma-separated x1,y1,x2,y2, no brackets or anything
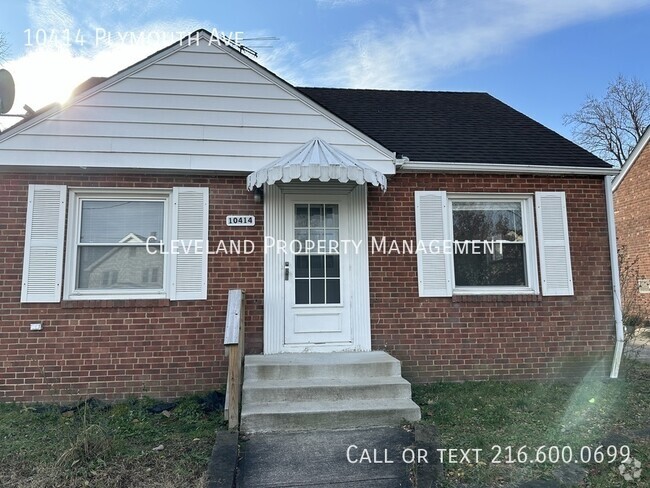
240,351,421,433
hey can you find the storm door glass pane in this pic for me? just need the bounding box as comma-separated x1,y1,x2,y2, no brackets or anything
293,203,341,305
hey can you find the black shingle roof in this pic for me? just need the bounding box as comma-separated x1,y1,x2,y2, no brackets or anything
298,87,610,168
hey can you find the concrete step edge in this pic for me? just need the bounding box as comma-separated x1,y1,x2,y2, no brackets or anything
241,398,421,415
242,376,410,390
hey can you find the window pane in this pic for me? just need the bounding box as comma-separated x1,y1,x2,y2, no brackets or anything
80,201,164,243
310,205,324,227
295,255,309,278
295,279,309,304
295,229,308,246
295,205,309,228
325,205,339,227
310,255,325,278
326,279,341,304
311,279,325,304
452,201,523,242
325,255,340,278
310,229,324,243
325,230,339,245
454,243,527,287
77,246,164,289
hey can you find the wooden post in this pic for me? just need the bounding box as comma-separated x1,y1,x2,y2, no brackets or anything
224,289,245,430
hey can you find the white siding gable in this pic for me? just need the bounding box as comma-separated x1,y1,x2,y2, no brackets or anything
0,36,395,174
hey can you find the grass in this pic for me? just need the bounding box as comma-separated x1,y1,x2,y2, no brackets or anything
413,361,650,487
0,394,227,488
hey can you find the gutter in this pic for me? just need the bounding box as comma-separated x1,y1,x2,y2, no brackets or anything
605,175,625,378
399,161,618,176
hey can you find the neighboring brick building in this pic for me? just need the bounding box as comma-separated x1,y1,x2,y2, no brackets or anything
613,127,650,314
0,30,619,403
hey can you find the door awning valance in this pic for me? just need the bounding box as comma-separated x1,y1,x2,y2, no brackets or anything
246,138,387,191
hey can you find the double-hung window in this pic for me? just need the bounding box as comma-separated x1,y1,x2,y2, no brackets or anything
449,196,537,294
415,191,573,297
21,185,209,303
67,190,170,299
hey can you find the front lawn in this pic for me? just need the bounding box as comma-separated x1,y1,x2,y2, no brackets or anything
0,393,226,488
413,361,649,487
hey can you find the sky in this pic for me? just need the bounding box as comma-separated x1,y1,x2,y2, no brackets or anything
1,0,650,141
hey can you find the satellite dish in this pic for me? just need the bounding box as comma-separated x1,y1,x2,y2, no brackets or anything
0,69,16,114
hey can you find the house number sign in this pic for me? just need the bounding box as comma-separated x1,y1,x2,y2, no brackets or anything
226,215,255,226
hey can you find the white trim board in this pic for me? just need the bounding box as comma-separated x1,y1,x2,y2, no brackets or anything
612,126,650,191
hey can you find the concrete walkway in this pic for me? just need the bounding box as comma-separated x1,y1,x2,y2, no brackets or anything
236,427,415,487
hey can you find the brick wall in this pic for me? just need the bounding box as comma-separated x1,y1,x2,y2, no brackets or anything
367,173,614,382
1,173,264,403
1,172,615,403
614,144,650,313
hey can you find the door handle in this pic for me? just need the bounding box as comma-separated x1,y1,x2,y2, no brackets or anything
284,261,290,281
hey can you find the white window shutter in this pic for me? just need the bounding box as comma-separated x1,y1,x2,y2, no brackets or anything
535,191,574,296
170,187,209,300
415,191,452,297
21,185,67,303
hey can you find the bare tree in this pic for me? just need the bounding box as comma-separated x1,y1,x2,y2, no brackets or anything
564,75,650,167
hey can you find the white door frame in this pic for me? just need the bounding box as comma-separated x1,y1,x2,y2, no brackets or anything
263,182,371,354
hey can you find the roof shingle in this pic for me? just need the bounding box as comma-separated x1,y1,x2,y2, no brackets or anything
298,87,610,168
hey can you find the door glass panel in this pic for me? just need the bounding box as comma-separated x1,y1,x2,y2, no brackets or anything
295,205,309,227
326,255,340,278
293,203,341,305
295,255,309,278
310,255,325,278
295,279,309,304
325,230,339,245
310,228,324,243
326,279,340,303
325,205,339,227
310,205,324,227
311,279,325,304
295,229,308,245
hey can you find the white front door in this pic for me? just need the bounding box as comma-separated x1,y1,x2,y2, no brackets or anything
283,195,352,349
263,183,371,354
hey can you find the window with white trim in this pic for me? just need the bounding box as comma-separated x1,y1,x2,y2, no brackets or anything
66,190,171,299
415,191,573,297
21,185,209,303
449,195,537,294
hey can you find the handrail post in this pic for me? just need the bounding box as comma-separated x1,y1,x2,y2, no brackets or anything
223,289,245,430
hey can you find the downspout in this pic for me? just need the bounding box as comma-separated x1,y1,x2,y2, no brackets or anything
605,175,625,378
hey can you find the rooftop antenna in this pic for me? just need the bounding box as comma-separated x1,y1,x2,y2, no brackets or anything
241,36,279,50
0,68,16,115
220,35,279,57
217,34,259,57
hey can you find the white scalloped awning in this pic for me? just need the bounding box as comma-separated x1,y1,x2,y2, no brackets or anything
246,138,387,191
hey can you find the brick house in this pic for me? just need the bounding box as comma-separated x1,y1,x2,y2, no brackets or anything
613,127,650,314
0,30,621,407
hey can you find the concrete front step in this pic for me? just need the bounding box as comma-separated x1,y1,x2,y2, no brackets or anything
242,376,413,403
240,398,422,433
240,351,422,433
244,351,401,380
